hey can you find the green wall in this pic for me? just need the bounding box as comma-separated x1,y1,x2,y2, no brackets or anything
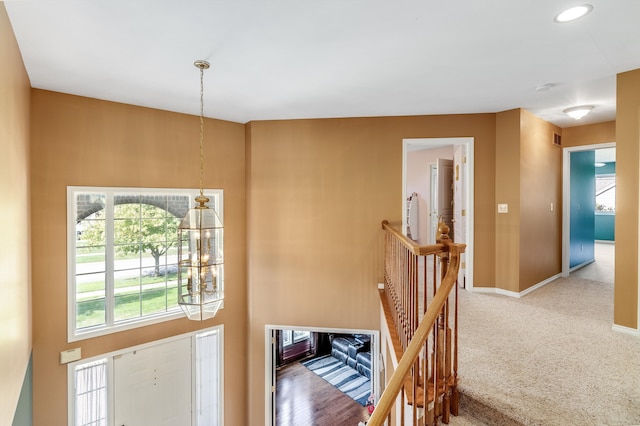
12,354,32,426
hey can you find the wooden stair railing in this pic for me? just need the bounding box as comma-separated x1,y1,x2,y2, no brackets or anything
368,220,466,426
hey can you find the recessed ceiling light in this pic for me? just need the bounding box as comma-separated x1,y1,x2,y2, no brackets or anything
563,105,594,120
554,5,593,23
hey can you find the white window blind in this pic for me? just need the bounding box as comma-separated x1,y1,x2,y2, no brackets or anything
195,329,222,426
74,359,107,426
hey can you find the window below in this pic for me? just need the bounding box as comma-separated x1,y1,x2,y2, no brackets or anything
595,175,615,213
283,330,311,347
68,187,223,341
73,359,108,426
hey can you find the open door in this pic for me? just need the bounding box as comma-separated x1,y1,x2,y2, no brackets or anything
404,137,474,288
437,158,454,242
268,328,277,426
453,146,467,286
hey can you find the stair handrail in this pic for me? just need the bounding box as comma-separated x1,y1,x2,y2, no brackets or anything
381,219,446,256
368,221,465,426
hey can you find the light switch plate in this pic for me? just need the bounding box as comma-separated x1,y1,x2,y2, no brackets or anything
498,203,508,213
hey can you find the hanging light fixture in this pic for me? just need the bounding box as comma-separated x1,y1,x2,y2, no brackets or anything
177,60,224,321
563,105,594,120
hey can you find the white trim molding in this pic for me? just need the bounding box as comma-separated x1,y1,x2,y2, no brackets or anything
471,274,562,298
611,324,640,337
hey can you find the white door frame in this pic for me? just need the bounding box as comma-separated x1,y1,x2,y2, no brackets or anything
265,325,380,426
67,325,223,426
561,142,616,276
403,137,475,290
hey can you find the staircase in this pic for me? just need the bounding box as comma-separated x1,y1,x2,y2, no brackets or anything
369,220,465,426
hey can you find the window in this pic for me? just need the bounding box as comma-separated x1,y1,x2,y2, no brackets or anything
195,329,223,426
73,359,108,426
595,175,615,212
68,187,223,341
282,330,311,346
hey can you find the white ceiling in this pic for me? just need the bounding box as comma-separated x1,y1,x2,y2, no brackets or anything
5,1,640,127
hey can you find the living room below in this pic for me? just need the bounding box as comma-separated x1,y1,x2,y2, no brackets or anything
271,329,377,425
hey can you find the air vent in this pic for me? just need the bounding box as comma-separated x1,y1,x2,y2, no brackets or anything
553,133,562,146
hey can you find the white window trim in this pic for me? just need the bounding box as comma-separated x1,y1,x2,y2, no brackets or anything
68,325,224,426
67,186,223,342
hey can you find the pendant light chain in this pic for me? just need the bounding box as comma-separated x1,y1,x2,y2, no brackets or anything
199,64,205,199
193,59,210,208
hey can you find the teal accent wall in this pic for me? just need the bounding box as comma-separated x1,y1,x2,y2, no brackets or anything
570,151,595,268
12,353,32,426
596,162,616,175
595,213,615,241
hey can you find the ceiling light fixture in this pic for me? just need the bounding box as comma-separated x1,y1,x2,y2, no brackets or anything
595,162,606,167
563,105,594,120
554,5,593,23
177,60,225,321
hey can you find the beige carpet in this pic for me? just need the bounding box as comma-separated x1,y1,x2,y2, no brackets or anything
452,273,640,426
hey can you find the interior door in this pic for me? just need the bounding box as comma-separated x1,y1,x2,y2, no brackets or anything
430,164,439,243
437,158,454,241
453,146,466,285
114,337,192,426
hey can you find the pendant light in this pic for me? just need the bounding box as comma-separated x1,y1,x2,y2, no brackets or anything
177,60,224,321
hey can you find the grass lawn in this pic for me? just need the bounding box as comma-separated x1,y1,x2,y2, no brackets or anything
77,271,178,294
76,279,179,329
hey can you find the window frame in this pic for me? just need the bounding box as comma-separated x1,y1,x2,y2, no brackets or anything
67,186,223,342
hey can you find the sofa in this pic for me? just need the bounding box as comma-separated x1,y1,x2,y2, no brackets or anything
330,334,372,379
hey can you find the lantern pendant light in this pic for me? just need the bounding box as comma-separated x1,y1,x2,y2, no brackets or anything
177,60,224,321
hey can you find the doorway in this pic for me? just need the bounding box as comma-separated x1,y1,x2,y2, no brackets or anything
265,325,379,426
562,142,616,281
403,137,474,289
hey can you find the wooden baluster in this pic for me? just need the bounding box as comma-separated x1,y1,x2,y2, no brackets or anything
450,280,460,416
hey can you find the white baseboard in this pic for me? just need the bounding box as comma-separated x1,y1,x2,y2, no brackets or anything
470,274,562,298
569,259,595,273
611,324,640,336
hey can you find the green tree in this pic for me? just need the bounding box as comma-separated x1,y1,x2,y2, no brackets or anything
81,203,179,276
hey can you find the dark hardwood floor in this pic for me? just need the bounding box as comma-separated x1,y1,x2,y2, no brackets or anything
276,360,369,426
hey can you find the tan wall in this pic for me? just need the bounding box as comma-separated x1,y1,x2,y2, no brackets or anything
0,4,32,425
29,90,247,425
246,114,496,424
615,70,640,329
495,109,521,292
519,110,562,290
562,121,615,147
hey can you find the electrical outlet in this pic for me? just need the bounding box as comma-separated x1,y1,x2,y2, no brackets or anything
498,203,508,213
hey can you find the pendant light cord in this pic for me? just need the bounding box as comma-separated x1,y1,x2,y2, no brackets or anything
199,65,205,199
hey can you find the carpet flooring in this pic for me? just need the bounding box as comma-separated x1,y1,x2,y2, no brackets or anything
453,271,640,426
302,355,371,406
